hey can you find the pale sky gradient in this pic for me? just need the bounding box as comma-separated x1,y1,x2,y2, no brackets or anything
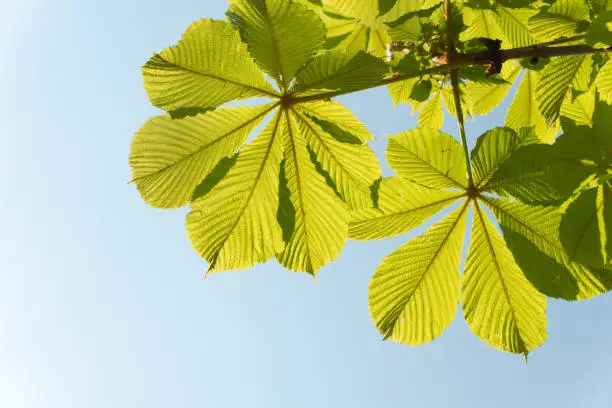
1,1,611,407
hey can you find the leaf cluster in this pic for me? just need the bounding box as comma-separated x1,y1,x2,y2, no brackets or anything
131,0,612,357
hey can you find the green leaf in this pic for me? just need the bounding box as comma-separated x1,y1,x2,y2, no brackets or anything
587,11,612,49
349,177,464,240
227,0,326,89
463,202,547,355
596,60,612,104
418,90,444,129
369,203,468,345
291,50,389,95
560,186,612,266
387,128,468,189
468,61,522,116
471,127,522,187
379,0,399,16
130,104,275,208
292,107,382,209
495,6,538,48
276,110,349,275
506,69,559,143
186,111,285,273
529,0,590,41
560,87,595,126
536,55,592,125
485,144,563,204
295,100,375,142
142,19,277,112
486,198,612,299
460,7,505,43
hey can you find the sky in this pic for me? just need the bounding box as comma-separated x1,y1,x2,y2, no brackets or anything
1,1,611,407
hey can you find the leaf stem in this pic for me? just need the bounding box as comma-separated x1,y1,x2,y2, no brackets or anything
445,0,474,189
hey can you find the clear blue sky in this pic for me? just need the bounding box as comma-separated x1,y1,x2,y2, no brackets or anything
1,1,611,407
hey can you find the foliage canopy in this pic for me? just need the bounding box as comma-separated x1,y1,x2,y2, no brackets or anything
131,0,612,357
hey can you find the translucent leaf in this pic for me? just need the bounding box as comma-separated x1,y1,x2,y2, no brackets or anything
291,50,389,95
186,112,285,272
463,202,547,355
468,61,521,116
292,107,382,209
596,60,612,104
296,100,374,142
369,204,468,345
506,70,559,143
529,0,590,41
485,144,563,205
560,87,595,126
486,198,612,299
586,10,612,48
142,19,277,112
496,6,538,48
471,127,522,187
349,177,463,240
418,90,444,129
276,110,349,275
130,104,274,208
536,55,592,125
460,7,504,43
227,0,326,89
387,128,468,189
561,186,612,266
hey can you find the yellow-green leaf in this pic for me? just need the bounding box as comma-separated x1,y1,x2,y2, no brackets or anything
387,128,468,189
369,203,468,345
227,0,326,89
292,107,381,209
276,110,349,275
463,202,547,355
349,177,463,240
186,111,285,272
130,104,275,208
142,19,276,112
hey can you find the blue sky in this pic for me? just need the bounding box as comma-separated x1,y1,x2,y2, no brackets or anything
1,1,611,407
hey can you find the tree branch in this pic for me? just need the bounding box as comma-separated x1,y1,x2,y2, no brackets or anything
291,42,612,104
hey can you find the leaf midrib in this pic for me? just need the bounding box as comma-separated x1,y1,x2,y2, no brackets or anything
209,111,283,270
153,54,278,98
293,108,370,193
385,201,468,338
283,109,313,272
131,104,278,183
393,140,467,189
473,202,527,353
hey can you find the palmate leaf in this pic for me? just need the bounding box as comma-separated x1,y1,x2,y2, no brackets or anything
130,104,275,208
463,203,547,355
290,49,389,96
187,112,286,273
536,54,592,125
359,126,554,355
369,203,467,345
292,106,381,208
468,61,522,116
227,0,326,89
561,186,612,267
142,19,278,112
595,59,612,103
386,128,468,189
485,198,612,299
276,110,349,274
506,69,559,143
350,177,464,240
528,0,590,41
133,0,387,276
